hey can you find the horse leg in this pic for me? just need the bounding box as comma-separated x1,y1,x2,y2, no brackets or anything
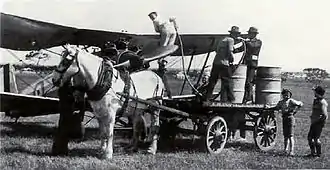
130,109,144,152
147,101,161,155
97,118,107,151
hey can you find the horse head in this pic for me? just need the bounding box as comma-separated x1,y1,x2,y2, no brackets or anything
52,44,81,87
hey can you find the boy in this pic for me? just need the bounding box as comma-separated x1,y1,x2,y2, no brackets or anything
272,89,303,156
148,11,177,46
307,86,328,157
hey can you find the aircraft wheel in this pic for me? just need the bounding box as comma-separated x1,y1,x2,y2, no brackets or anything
206,116,227,154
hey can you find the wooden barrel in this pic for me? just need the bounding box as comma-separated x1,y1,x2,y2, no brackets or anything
255,66,281,106
230,65,247,103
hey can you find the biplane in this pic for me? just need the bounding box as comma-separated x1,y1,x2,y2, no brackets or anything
1,12,282,155
0,12,230,119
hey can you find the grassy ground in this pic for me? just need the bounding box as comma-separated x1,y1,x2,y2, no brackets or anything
1,74,330,169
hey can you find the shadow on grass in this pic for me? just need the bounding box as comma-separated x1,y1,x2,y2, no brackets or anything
0,121,101,141
225,142,257,151
1,145,104,158
158,138,206,153
158,138,262,153
1,146,52,157
1,121,55,138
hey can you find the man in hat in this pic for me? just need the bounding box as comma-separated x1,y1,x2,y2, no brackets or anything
156,58,172,98
115,38,144,72
307,86,328,157
232,27,262,141
193,71,210,95
235,27,262,103
204,26,242,102
101,41,118,64
148,11,178,46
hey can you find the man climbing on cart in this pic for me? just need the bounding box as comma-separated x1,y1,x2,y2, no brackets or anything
156,59,172,98
232,26,262,142
203,26,242,103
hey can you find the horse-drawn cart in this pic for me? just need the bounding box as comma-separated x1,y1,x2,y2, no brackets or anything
117,92,277,154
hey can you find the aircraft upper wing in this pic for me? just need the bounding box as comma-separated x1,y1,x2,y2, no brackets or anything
1,12,233,56
1,13,78,51
0,91,59,117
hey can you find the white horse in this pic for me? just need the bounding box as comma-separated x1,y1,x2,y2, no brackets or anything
52,45,165,159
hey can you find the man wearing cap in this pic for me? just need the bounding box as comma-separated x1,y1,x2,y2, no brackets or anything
193,72,210,95
307,86,328,157
204,26,241,102
235,27,262,103
148,12,178,46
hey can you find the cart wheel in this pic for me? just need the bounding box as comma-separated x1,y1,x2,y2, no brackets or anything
206,116,228,154
253,112,277,151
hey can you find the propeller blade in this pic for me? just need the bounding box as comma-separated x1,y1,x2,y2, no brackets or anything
113,60,130,68
113,45,178,68
143,45,179,63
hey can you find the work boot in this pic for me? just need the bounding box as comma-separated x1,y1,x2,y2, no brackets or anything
147,139,158,155
315,143,322,157
308,141,316,157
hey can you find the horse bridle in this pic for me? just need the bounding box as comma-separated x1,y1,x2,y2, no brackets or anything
54,49,81,82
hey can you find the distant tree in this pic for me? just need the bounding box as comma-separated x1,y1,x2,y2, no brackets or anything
303,68,328,83
281,72,288,82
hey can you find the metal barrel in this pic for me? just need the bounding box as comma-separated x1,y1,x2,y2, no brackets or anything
231,64,247,103
255,66,281,106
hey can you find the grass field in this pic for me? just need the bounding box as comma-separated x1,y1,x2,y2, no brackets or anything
1,73,330,169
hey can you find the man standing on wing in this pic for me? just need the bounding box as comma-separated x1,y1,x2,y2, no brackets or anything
149,11,177,98
148,11,178,47
204,26,241,103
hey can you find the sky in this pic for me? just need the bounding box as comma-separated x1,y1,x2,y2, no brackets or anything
1,0,330,72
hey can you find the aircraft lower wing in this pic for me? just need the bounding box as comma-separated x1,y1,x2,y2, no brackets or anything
1,12,235,56
0,91,59,117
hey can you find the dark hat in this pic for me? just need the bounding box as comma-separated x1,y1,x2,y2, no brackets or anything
103,41,116,50
158,58,168,64
114,38,129,50
281,89,292,97
228,26,241,34
148,11,157,17
313,86,326,96
248,27,259,33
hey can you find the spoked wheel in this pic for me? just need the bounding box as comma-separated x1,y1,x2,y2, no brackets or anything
206,116,228,154
253,111,277,151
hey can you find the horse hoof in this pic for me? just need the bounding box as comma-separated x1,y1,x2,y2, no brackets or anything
51,150,68,156
102,154,112,160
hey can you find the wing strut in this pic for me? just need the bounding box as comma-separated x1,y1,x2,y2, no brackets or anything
196,38,216,85
179,50,195,95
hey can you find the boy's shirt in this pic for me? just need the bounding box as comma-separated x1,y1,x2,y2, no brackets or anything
275,98,303,117
152,16,176,34
311,98,328,124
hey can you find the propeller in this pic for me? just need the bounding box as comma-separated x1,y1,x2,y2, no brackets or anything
113,45,178,68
